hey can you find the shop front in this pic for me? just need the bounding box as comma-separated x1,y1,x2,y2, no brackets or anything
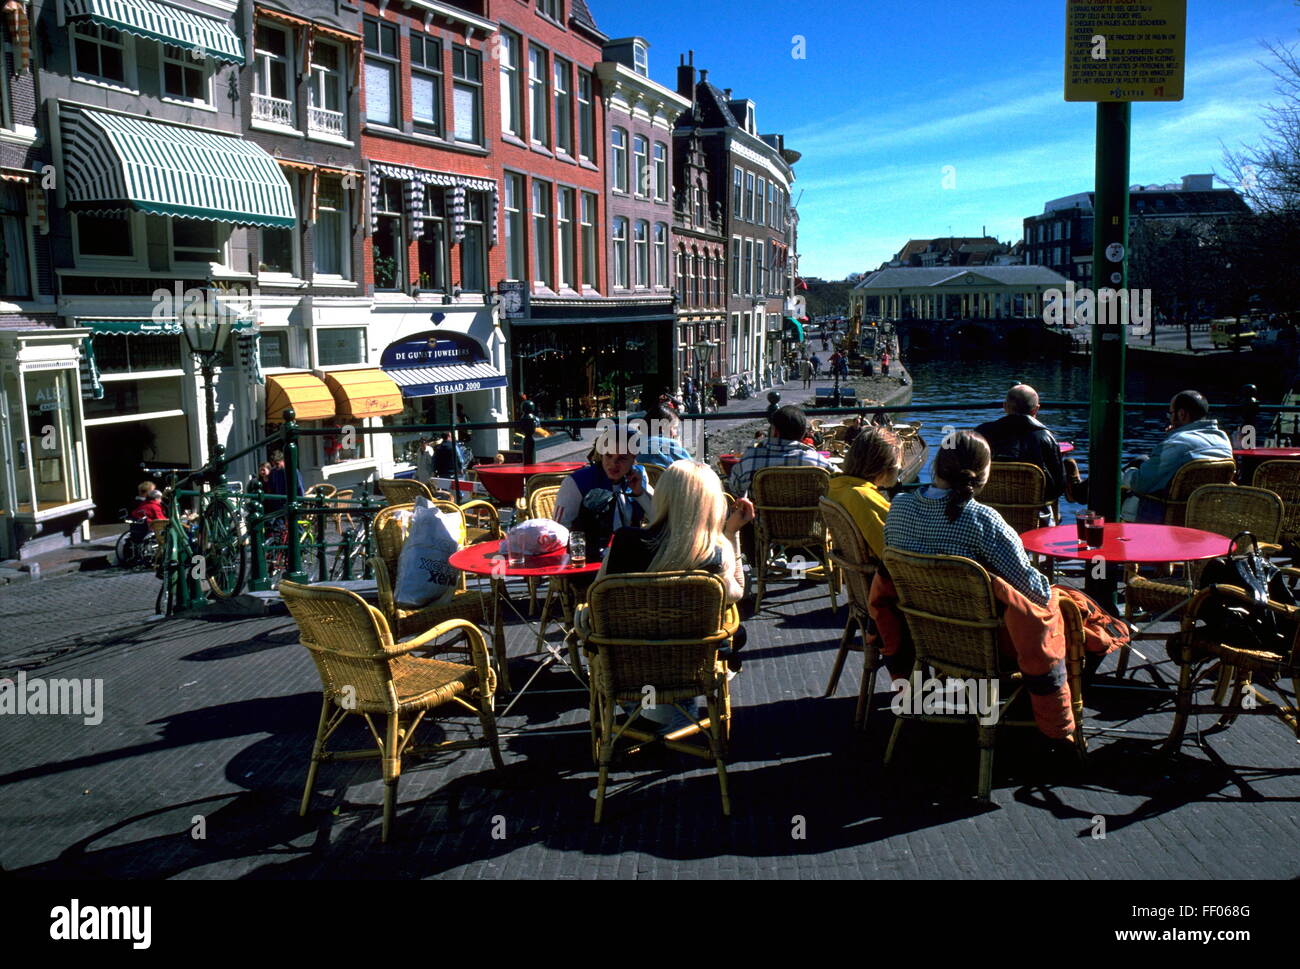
510,299,675,421
379,330,509,464
0,329,94,559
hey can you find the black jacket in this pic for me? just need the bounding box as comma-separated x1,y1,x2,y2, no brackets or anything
973,413,1066,501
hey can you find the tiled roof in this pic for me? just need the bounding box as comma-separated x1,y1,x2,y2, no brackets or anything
569,0,600,33
695,81,739,128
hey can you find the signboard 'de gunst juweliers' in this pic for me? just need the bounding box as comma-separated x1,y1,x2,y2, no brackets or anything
1065,0,1187,102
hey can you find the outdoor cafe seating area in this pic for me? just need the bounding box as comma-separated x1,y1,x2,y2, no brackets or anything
276,447,1300,842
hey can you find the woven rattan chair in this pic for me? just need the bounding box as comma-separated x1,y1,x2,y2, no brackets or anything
369,502,507,688
981,462,1053,533
522,484,564,623
305,483,337,501
881,548,1086,800
524,471,570,509
1162,570,1300,755
280,580,503,842
818,497,880,728
1131,458,1236,527
575,571,740,822
751,466,837,611
1252,459,1300,548
377,477,435,505
1123,485,1284,663
332,489,355,535
457,499,501,546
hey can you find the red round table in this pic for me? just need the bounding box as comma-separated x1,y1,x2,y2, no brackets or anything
1058,442,1074,454
718,454,740,476
1233,448,1300,459
449,540,602,578
1021,523,1229,563
472,462,584,505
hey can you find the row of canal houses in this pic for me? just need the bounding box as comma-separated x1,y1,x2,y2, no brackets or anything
0,0,801,559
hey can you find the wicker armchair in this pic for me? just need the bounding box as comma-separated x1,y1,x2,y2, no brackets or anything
368,502,507,688
524,472,571,509
1252,459,1300,548
575,571,740,822
457,499,501,546
1124,485,1284,657
818,497,879,728
524,484,563,623
1162,570,1300,755
377,478,435,505
751,466,837,612
881,548,1086,800
981,462,1053,533
1131,458,1236,527
280,580,503,842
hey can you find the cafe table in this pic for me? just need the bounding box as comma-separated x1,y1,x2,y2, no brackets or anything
1021,522,1230,678
473,462,584,506
449,540,601,717
1232,447,1300,483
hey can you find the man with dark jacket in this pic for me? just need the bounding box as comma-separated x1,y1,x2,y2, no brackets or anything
974,385,1065,501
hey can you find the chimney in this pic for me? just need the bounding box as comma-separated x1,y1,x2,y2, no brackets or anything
724,88,732,100
676,50,696,99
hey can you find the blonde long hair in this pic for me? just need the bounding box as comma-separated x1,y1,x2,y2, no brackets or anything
645,460,727,573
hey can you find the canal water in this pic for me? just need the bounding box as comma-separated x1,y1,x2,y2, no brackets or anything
900,354,1253,516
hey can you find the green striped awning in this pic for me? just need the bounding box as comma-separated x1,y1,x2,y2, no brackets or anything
59,104,295,228
80,318,253,334
65,0,245,65
783,317,805,341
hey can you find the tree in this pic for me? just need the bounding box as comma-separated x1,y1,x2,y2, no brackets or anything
1221,19,1300,312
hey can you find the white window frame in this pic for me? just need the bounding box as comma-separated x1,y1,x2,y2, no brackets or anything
253,21,296,128
653,142,667,202
531,178,552,288
537,0,563,24
611,127,628,193
362,18,399,129
553,57,572,156
71,212,146,269
169,218,231,270
259,172,300,280
633,42,648,77
313,175,353,282
499,31,522,138
732,166,742,218
557,186,575,289
633,219,649,288
528,45,549,146
632,134,648,198
161,43,213,107
612,216,628,289
730,236,740,296
451,44,482,146
372,178,406,292
410,32,443,136
577,70,594,160
70,21,137,91
580,191,597,289
653,222,667,289
504,172,526,281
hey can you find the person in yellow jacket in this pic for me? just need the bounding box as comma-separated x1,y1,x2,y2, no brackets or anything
826,426,903,556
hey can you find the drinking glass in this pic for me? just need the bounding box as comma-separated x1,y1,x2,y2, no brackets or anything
568,531,586,568
507,531,525,566
1085,515,1105,549
1075,513,1091,545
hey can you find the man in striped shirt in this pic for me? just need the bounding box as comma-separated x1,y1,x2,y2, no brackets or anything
727,404,837,497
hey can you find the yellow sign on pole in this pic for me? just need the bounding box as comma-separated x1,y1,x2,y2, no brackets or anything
1065,0,1186,102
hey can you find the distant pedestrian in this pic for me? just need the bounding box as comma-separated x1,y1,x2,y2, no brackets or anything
811,354,822,377
881,351,891,377
802,358,813,388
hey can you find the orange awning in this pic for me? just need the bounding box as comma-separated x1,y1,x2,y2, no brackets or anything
266,372,335,423
323,368,404,420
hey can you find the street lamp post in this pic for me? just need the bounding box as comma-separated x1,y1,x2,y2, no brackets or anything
692,339,714,413
181,313,236,468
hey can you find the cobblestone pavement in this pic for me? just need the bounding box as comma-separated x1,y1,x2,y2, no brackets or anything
2,565,1297,880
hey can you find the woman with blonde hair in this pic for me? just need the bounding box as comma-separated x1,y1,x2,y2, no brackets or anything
599,460,754,683
826,426,902,557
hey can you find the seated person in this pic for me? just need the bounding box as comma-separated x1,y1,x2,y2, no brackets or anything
884,430,1050,606
636,401,693,468
827,427,902,556
1064,390,1233,522
974,384,1065,501
727,404,836,497
554,433,655,553
600,460,754,693
130,481,165,522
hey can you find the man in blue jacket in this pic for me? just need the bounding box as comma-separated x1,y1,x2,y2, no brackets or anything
1064,390,1233,522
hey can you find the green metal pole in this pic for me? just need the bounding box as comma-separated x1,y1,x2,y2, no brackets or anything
284,409,307,584
1087,101,1130,613
1088,101,1131,522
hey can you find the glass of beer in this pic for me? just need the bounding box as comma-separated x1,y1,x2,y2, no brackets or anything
568,531,586,568
1085,514,1105,549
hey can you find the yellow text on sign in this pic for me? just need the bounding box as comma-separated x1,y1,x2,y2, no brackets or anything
1064,0,1186,102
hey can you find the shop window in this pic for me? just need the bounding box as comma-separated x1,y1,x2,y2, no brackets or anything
314,421,369,466
259,331,289,369
92,335,183,375
316,327,367,366
7,367,88,512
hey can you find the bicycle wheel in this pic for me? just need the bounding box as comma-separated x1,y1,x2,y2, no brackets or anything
200,500,247,598
115,530,137,568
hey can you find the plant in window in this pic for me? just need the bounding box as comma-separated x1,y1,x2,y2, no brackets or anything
372,246,398,290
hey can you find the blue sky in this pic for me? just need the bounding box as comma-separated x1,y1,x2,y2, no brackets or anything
594,0,1296,279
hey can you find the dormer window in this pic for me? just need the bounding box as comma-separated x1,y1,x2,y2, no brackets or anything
746,106,755,134
633,42,648,77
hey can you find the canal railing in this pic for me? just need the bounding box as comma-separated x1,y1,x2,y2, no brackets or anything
149,390,1287,615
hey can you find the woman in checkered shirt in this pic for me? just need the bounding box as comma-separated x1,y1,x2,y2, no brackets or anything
884,430,1051,605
